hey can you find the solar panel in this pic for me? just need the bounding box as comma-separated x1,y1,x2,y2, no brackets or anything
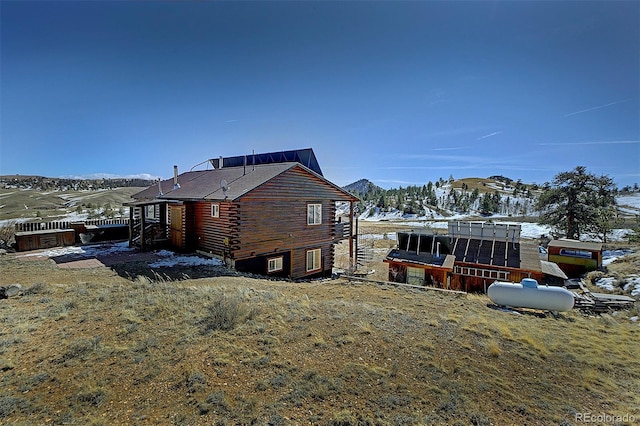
209,148,323,176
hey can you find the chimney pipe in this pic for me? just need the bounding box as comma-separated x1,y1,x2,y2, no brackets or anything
173,165,180,189
219,156,223,169
158,178,163,196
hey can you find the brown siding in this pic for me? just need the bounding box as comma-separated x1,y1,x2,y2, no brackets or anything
15,229,75,252
449,263,543,293
384,261,449,288
234,166,342,278
191,201,239,255
290,244,335,278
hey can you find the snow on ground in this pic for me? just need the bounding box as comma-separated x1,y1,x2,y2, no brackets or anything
148,250,223,268
17,241,135,258
17,241,223,269
595,277,617,292
595,274,640,297
602,249,634,266
617,194,640,208
593,251,640,296
623,275,640,297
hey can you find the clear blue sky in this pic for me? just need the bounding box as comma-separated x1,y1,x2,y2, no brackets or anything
1,1,638,189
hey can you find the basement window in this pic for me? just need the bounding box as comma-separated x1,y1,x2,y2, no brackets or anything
307,203,322,225
211,204,220,218
306,248,321,272
268,256,284,273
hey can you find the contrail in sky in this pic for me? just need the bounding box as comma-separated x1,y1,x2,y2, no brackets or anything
477,131,502,140
564,99,629,117
538,140,639,146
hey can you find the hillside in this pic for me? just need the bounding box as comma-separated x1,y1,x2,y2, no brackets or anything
0,250,638,425
0,175,156,191
344,176,639,228
0,187,146,222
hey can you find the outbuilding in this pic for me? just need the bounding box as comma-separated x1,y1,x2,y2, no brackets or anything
384,221,567,292
547,239,603,278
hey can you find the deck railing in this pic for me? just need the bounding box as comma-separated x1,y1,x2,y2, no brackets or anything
15,218,129,232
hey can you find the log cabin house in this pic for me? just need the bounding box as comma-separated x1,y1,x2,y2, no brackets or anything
384,221,567,292
125,149,359,279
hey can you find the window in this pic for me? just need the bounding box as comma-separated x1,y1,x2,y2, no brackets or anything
306,248,321,272
407,267,424,285
268,256,284,273
307,203,322,225
211,203,219,218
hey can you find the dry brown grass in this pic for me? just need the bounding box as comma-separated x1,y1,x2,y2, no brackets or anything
1,250,639,425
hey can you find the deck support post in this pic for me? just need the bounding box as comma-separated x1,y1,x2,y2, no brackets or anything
349,200,355,269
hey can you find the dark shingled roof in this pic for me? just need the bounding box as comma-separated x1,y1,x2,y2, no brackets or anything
132,162,356,202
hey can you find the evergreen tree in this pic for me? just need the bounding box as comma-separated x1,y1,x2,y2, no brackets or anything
480,193,493,216
536,166,617,240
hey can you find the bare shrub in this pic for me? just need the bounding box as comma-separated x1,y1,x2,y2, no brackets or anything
0,220,16,248
22,282,47,296
0,395,30,418
199,294,255,333
76,386,107,407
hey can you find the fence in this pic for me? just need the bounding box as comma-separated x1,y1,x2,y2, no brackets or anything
15,218,130,233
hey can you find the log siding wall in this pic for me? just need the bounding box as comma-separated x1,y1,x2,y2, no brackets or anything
232,166,347,278
191,201,239,255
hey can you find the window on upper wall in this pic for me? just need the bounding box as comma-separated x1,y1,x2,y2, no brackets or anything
306,248,321,272
211,203,219,218
268,256,284,273
307,203,322,225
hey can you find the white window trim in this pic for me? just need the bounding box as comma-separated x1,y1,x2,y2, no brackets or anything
306,248,321,272
268,256,284,273
211,203,220,218
307,203,322,225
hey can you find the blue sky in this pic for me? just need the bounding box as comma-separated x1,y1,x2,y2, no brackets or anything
1,1,638,189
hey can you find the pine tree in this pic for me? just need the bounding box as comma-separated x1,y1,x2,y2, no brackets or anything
536,166,617,240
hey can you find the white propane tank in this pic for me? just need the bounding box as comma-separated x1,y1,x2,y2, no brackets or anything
487,278,574,312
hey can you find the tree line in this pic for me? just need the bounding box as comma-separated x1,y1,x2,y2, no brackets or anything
348,167,639,243
0,176,156,191
350,176,540,218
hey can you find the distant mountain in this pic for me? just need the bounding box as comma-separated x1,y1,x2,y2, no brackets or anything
343,179,383,197
0,174,157,191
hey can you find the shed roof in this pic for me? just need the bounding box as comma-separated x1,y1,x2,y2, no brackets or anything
133,162,357,202
548,239,603,252
540,260,568,279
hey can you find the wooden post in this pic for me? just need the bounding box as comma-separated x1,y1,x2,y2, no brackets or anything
354,216,359,270
128,206,134,247
140,206,146,251
349,200,354,269
159,202,167,239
